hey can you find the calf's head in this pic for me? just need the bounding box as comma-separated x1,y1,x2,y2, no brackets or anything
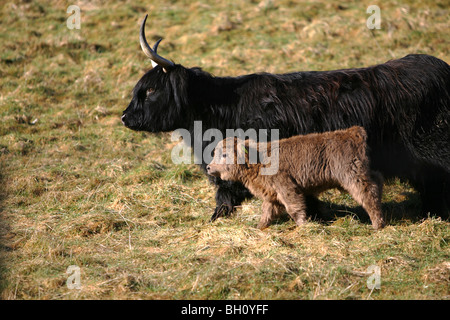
122,14,188,132
207,137,250,181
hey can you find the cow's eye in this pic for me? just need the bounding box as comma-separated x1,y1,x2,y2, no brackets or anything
146,88,154,96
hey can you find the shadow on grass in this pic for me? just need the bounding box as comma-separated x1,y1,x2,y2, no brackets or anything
312,191,425,226
267,191,426,228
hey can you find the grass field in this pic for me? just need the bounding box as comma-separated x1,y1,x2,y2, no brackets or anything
0,0,449,300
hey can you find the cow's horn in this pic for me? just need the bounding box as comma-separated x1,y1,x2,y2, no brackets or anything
139,14,174,70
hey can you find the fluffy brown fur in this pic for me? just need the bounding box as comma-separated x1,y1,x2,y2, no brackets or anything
207,126,385,230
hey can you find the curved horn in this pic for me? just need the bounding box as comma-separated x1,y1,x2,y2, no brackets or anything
139,14,174,69
153,38,162,52
150,38,163,68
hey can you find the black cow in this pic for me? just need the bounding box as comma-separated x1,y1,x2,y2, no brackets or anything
122,15,450,221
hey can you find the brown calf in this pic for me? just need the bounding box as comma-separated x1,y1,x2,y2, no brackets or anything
207,126,385,230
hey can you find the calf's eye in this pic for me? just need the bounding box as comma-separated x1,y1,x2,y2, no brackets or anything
146,88,154,96
222,154,227,159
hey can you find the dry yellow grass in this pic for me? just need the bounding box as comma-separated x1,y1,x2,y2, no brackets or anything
0,0,449,300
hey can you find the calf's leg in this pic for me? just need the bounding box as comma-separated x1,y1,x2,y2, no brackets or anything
343,176,385,230
258,201,285,229
275,184,308,226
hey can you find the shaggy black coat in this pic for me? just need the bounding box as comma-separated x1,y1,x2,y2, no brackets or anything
122,54,450,220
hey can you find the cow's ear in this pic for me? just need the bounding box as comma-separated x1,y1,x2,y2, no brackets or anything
153,64,168,73
169,67,189,109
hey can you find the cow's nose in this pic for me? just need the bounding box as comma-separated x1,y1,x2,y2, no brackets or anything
121,114,126,124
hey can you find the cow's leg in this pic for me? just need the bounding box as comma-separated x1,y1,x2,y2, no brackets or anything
411,167,450,220
199,159,253,221
210,178,253,221
304,194,327,219
445,173,450,218
406,124,450,219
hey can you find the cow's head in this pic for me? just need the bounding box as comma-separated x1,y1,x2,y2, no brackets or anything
122,14,189,132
